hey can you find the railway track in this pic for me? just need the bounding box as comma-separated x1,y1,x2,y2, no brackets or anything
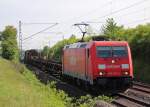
112,82,150,107
27,65,88,98
28,60,150,107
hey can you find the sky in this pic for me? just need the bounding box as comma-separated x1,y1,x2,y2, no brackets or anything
0,0,150,50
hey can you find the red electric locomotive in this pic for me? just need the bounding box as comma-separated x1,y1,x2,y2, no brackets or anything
62,41,133,88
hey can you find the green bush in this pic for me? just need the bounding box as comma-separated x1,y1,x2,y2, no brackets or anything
1,26,19,61
47,35,78,61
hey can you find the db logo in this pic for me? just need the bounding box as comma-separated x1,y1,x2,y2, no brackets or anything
69,57,76,65
107,65,120,68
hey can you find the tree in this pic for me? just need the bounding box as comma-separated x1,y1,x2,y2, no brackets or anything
1,26,19,61
101,18,123,40
48,35,78,61
41,46,49,59
0,32,2,41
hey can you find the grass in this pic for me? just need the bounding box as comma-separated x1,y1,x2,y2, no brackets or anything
0,58,66,107
0,58,113,107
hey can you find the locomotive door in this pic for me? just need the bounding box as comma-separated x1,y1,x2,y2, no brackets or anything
85,48,89,80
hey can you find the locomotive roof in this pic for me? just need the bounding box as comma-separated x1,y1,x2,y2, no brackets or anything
64,42,87,49
64,41,128,49
93,41,128,45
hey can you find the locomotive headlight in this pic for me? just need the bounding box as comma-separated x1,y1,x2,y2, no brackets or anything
122,71,129,75
124,71,128,75
121,64,129,69
98,64,106,70
99,72,103,76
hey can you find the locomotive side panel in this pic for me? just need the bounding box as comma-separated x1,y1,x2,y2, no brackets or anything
87,44,95,84
127,45,133,77
63,48,87,80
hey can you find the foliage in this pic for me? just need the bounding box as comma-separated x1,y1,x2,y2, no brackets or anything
48,35,78,61
41,46,49,59
133,59,150,83
0,32,2,41
129,24,150,61
74,95,112,107
1,26,19,61
101,18,123,40
48,81,113,107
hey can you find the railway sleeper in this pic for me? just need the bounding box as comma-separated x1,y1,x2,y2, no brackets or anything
112,97,145,107
117,93,150,107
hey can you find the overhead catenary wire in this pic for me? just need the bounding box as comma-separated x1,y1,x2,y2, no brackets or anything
92,0,148,20
112,6,150,20
59,0,114,24
59,0,149,37
108,6,150,26
82,0,150,33
125,17,150,26
22,23,58,41
85,21,105,24
21,0,150,50
22,23,58,25
39,32,63,34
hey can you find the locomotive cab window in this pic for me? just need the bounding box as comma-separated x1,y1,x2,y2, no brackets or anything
112,46,128,57
96,46,112,58
80,44,87,48
96,46,128,58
